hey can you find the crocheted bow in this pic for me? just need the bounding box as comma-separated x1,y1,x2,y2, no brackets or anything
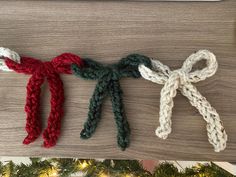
138,50,227,152
72,54,152,150
1,48,84,148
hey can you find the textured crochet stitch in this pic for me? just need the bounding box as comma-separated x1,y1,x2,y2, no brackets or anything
72,54,152,150
1,48,84,148
138,50,227,152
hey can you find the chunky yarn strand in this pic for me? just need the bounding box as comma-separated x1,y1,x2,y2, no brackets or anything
43,72,64,148
80,79,109,139
72,54,152,150
138,50,227,152
23,71,44,144
109,80,130,150
4,51,84,148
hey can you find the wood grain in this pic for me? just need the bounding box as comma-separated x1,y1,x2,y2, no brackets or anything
0,0,235,160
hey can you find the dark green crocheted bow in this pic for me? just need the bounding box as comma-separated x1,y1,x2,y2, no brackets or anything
71,54,152,150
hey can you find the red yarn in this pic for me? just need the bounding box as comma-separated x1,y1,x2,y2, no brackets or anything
5,53,84,148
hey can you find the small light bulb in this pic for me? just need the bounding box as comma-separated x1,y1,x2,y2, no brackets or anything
99,173,109,177
79,161,89,169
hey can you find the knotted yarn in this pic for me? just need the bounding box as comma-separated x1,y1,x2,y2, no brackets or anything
72,54,152,150
138,50,227,152
0,47,84,148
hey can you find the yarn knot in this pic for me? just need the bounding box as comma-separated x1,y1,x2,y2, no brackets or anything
170,69,189,86
99,65,119,80
139,50,227,152
43,61,55,75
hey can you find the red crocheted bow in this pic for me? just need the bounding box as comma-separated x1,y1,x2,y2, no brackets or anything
5,53,84,148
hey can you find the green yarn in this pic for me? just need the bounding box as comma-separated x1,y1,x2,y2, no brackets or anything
71,54,152,150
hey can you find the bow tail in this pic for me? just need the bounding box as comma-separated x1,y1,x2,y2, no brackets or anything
80,80,108,139
109,80,130,150
43,73,64,148
181,83,227,152
156,75,179,139
23,73,45,145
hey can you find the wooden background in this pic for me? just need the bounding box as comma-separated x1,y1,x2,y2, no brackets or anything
0,0,235,160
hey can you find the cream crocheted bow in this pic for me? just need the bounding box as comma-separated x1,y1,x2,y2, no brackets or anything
138,50,227,152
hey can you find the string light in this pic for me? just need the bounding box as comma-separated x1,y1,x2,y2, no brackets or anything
78,161,89,170
99,172,109,177
39,167,58,177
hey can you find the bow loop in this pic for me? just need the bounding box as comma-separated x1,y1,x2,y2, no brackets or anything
181,50,218,83
138,59,170,84
51,53,84,74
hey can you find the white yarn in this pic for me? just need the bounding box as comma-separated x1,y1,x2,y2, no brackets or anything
138,50,227,152
0,47,21,71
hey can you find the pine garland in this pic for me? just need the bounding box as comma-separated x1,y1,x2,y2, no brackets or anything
71,54,152,150
0,158,234,177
